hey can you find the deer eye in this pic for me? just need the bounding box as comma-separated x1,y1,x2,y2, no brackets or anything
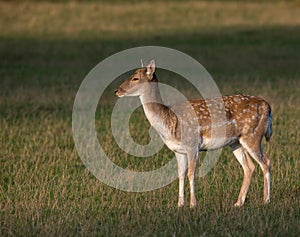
132,77,139,81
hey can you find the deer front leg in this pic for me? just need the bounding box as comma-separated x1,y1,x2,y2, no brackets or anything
187,151,199,208
176,153,188,207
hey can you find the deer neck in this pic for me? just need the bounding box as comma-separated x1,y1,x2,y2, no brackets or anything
139,81,169,129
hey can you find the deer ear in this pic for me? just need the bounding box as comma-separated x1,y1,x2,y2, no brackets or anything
146,60,155,80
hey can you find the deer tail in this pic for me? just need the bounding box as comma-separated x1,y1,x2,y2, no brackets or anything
264,106,272,142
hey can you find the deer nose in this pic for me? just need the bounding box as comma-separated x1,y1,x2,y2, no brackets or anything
114,89,118,94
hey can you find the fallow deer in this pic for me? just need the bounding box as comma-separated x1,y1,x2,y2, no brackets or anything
115,60,272,208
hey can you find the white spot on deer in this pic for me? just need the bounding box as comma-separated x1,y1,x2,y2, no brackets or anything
234,97,241,103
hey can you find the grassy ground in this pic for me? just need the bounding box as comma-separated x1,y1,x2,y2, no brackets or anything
1,1,300,236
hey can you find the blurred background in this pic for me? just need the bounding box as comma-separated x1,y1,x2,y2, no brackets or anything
1,1,299,236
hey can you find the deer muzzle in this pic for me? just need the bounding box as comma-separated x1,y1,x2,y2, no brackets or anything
115,87,125,97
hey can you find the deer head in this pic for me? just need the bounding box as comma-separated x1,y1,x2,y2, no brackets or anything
115,60,157,97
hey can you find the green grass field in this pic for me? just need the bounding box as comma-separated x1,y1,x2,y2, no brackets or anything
1,1,300,236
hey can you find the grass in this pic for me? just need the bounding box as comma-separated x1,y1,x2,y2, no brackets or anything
1,0,300,236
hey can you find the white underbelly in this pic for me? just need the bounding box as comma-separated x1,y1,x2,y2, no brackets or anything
200,136,238,150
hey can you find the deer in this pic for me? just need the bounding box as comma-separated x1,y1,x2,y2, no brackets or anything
115,60,272,208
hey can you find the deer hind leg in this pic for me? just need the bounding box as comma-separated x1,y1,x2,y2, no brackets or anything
240,138,271,204
231,143,255,207
175,153,188,207
187,150,199,208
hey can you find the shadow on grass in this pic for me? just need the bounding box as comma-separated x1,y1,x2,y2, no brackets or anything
0,25,299,89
